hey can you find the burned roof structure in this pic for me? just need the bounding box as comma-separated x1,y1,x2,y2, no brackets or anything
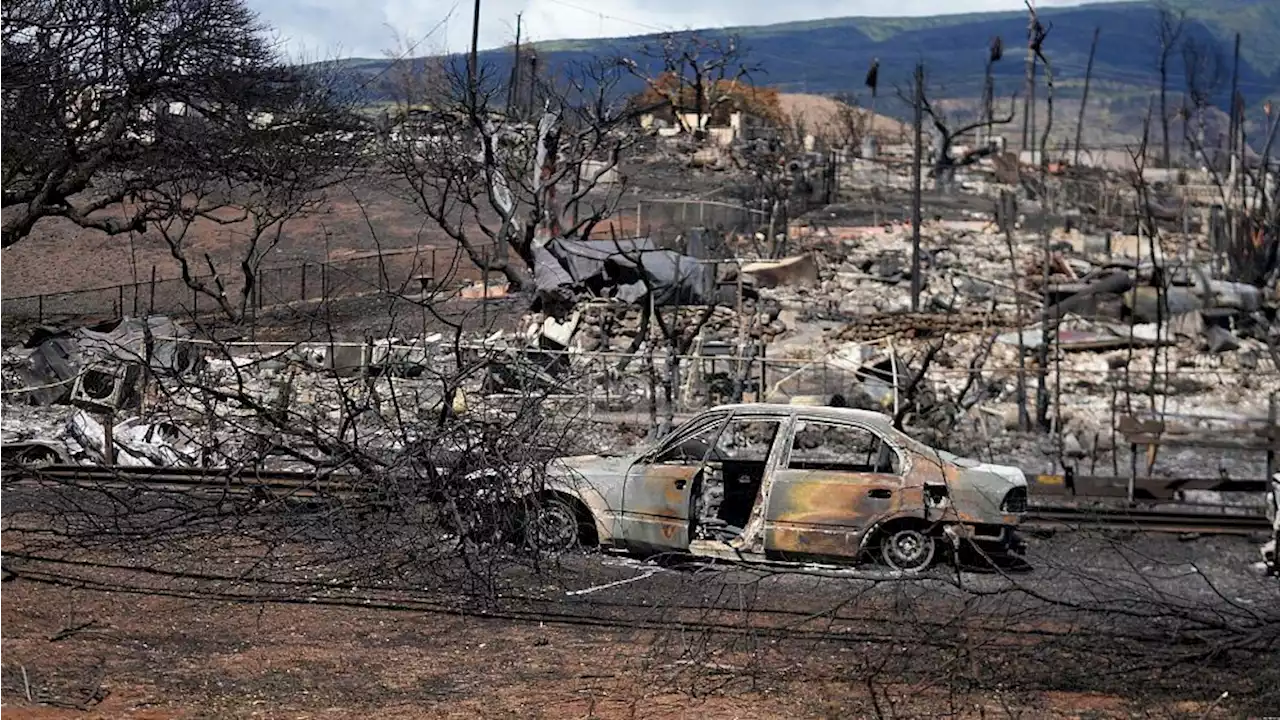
533,234,717,310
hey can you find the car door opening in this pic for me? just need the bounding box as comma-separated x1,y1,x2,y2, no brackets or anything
692,418,781,542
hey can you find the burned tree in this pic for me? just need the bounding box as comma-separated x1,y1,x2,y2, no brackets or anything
1,0,363,322
1154,4,1187,168
831,95,875,153
730,120,817,258
379,56,643,291
905,87,1018,192
622,32,761,145
1180,34,1226,167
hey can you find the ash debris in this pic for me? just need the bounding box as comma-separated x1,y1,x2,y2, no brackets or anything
3,135,1278,492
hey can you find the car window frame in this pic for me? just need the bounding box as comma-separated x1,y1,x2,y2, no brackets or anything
647,410,732,464
782,418,908,478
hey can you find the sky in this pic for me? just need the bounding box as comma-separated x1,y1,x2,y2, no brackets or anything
247,0,1117,61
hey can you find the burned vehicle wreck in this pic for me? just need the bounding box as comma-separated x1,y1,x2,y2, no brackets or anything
529,405,1028,571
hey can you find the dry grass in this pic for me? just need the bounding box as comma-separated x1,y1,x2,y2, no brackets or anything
776,93,909,144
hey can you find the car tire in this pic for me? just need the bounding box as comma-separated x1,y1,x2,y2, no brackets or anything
880,527,936,572
525,496,582,554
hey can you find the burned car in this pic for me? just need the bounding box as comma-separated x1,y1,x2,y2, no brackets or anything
528,404,1028,571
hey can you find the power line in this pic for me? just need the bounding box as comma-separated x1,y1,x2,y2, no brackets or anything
336,4,460,104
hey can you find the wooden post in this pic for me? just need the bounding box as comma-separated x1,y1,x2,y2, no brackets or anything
1128,442,1138,504
102,411,116,466
118,284,125,318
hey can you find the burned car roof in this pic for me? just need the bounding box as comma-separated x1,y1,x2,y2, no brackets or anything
702,404,896,427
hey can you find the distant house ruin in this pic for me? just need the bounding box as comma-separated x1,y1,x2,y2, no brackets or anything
633,75,783,146
639,102,774,146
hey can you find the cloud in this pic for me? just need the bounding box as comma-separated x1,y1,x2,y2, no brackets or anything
247,0,1109,60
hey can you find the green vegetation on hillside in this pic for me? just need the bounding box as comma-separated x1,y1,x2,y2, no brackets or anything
334,0,1280,137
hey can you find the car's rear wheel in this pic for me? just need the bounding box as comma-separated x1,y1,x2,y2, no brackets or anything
526,496,583,553
880,527,936,571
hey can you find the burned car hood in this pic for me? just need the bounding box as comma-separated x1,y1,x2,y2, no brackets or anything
548,454,632,509
552,454,631,477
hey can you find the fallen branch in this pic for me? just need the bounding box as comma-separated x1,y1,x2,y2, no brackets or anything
951,269,1044,306
49,620,100,642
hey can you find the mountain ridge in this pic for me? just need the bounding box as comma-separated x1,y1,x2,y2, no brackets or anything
333,0,1280,127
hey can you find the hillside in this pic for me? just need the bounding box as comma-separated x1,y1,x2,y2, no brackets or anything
334,0,1280,135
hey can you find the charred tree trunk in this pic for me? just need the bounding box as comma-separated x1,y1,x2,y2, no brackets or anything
1074,27,1100,167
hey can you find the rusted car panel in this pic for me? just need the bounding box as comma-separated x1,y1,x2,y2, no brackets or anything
546,455,629,544
623,464,697,550
765,470,927,558
546,404,1028,567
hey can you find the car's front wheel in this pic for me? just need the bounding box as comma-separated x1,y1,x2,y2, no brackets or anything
880,526,937,571
525,496,583,554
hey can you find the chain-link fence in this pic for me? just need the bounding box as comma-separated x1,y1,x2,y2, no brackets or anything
635,199,768,243
2,243,496,327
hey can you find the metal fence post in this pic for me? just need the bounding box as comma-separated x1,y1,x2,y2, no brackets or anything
481,245,490,327
301,263,308,301
149,266,157,314
118,284,125,317
37,294,44,324
1268,393,1277,483
759,345,767,401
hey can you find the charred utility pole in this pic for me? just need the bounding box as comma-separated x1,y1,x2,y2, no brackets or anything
911,62,924,311
468,0,482,108
1073,26,1100,166
507,13,522,116
527,52,539,113
982,37,1003,145
865,58,880,143
1021,7,1038,153
1229,33,1241,161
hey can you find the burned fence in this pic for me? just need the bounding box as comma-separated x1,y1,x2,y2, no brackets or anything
635,199,769,243
1,243,496,328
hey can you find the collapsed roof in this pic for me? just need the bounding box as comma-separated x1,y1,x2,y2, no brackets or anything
533,236,716,307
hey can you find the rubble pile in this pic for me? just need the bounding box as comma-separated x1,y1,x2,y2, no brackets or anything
0,323,529,470
4,147,1278,485
526,297,789,356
